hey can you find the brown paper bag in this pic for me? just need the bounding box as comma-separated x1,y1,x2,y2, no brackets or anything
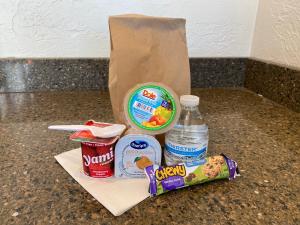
108,14,191,124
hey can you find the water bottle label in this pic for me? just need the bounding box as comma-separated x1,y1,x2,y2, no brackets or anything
165,140,208,157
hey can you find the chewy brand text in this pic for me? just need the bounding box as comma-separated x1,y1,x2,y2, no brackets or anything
155,165,186,181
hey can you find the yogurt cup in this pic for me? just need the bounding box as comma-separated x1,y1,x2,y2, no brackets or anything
80,140,117,178
70,120,119,178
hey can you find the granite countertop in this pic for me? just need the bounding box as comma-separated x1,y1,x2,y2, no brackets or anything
1,88,299,225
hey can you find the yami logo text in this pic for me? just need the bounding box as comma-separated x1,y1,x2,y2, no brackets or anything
155,165,186,181
83,150,113,166
142,90,156,100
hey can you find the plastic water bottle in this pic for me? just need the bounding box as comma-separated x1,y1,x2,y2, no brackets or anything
164,95,209,165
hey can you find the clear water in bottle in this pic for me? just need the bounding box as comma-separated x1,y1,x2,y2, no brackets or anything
164,95,208,166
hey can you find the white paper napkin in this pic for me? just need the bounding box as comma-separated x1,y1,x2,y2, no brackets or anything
54,148,150,216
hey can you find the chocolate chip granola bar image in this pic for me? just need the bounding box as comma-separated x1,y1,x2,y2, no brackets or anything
203,162,221,178
144,154,239,196
208,155,225,165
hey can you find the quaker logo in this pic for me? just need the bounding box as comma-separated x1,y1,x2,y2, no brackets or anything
130,140,148,149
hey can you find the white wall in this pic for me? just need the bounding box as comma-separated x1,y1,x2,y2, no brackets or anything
0,0,258,58
251,0,300,69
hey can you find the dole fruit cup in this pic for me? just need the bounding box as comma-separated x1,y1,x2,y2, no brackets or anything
70,120,119,178
123,82,181,135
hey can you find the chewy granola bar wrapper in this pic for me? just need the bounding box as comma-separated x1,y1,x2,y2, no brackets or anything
144,154,239,196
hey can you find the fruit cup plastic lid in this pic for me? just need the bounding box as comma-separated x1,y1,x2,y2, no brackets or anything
124,82,181,135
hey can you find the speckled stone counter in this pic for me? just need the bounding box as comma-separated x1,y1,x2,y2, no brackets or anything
1,88,299,225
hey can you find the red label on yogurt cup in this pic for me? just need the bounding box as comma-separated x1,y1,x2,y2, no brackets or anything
81,142,116,178
69,120,119,178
